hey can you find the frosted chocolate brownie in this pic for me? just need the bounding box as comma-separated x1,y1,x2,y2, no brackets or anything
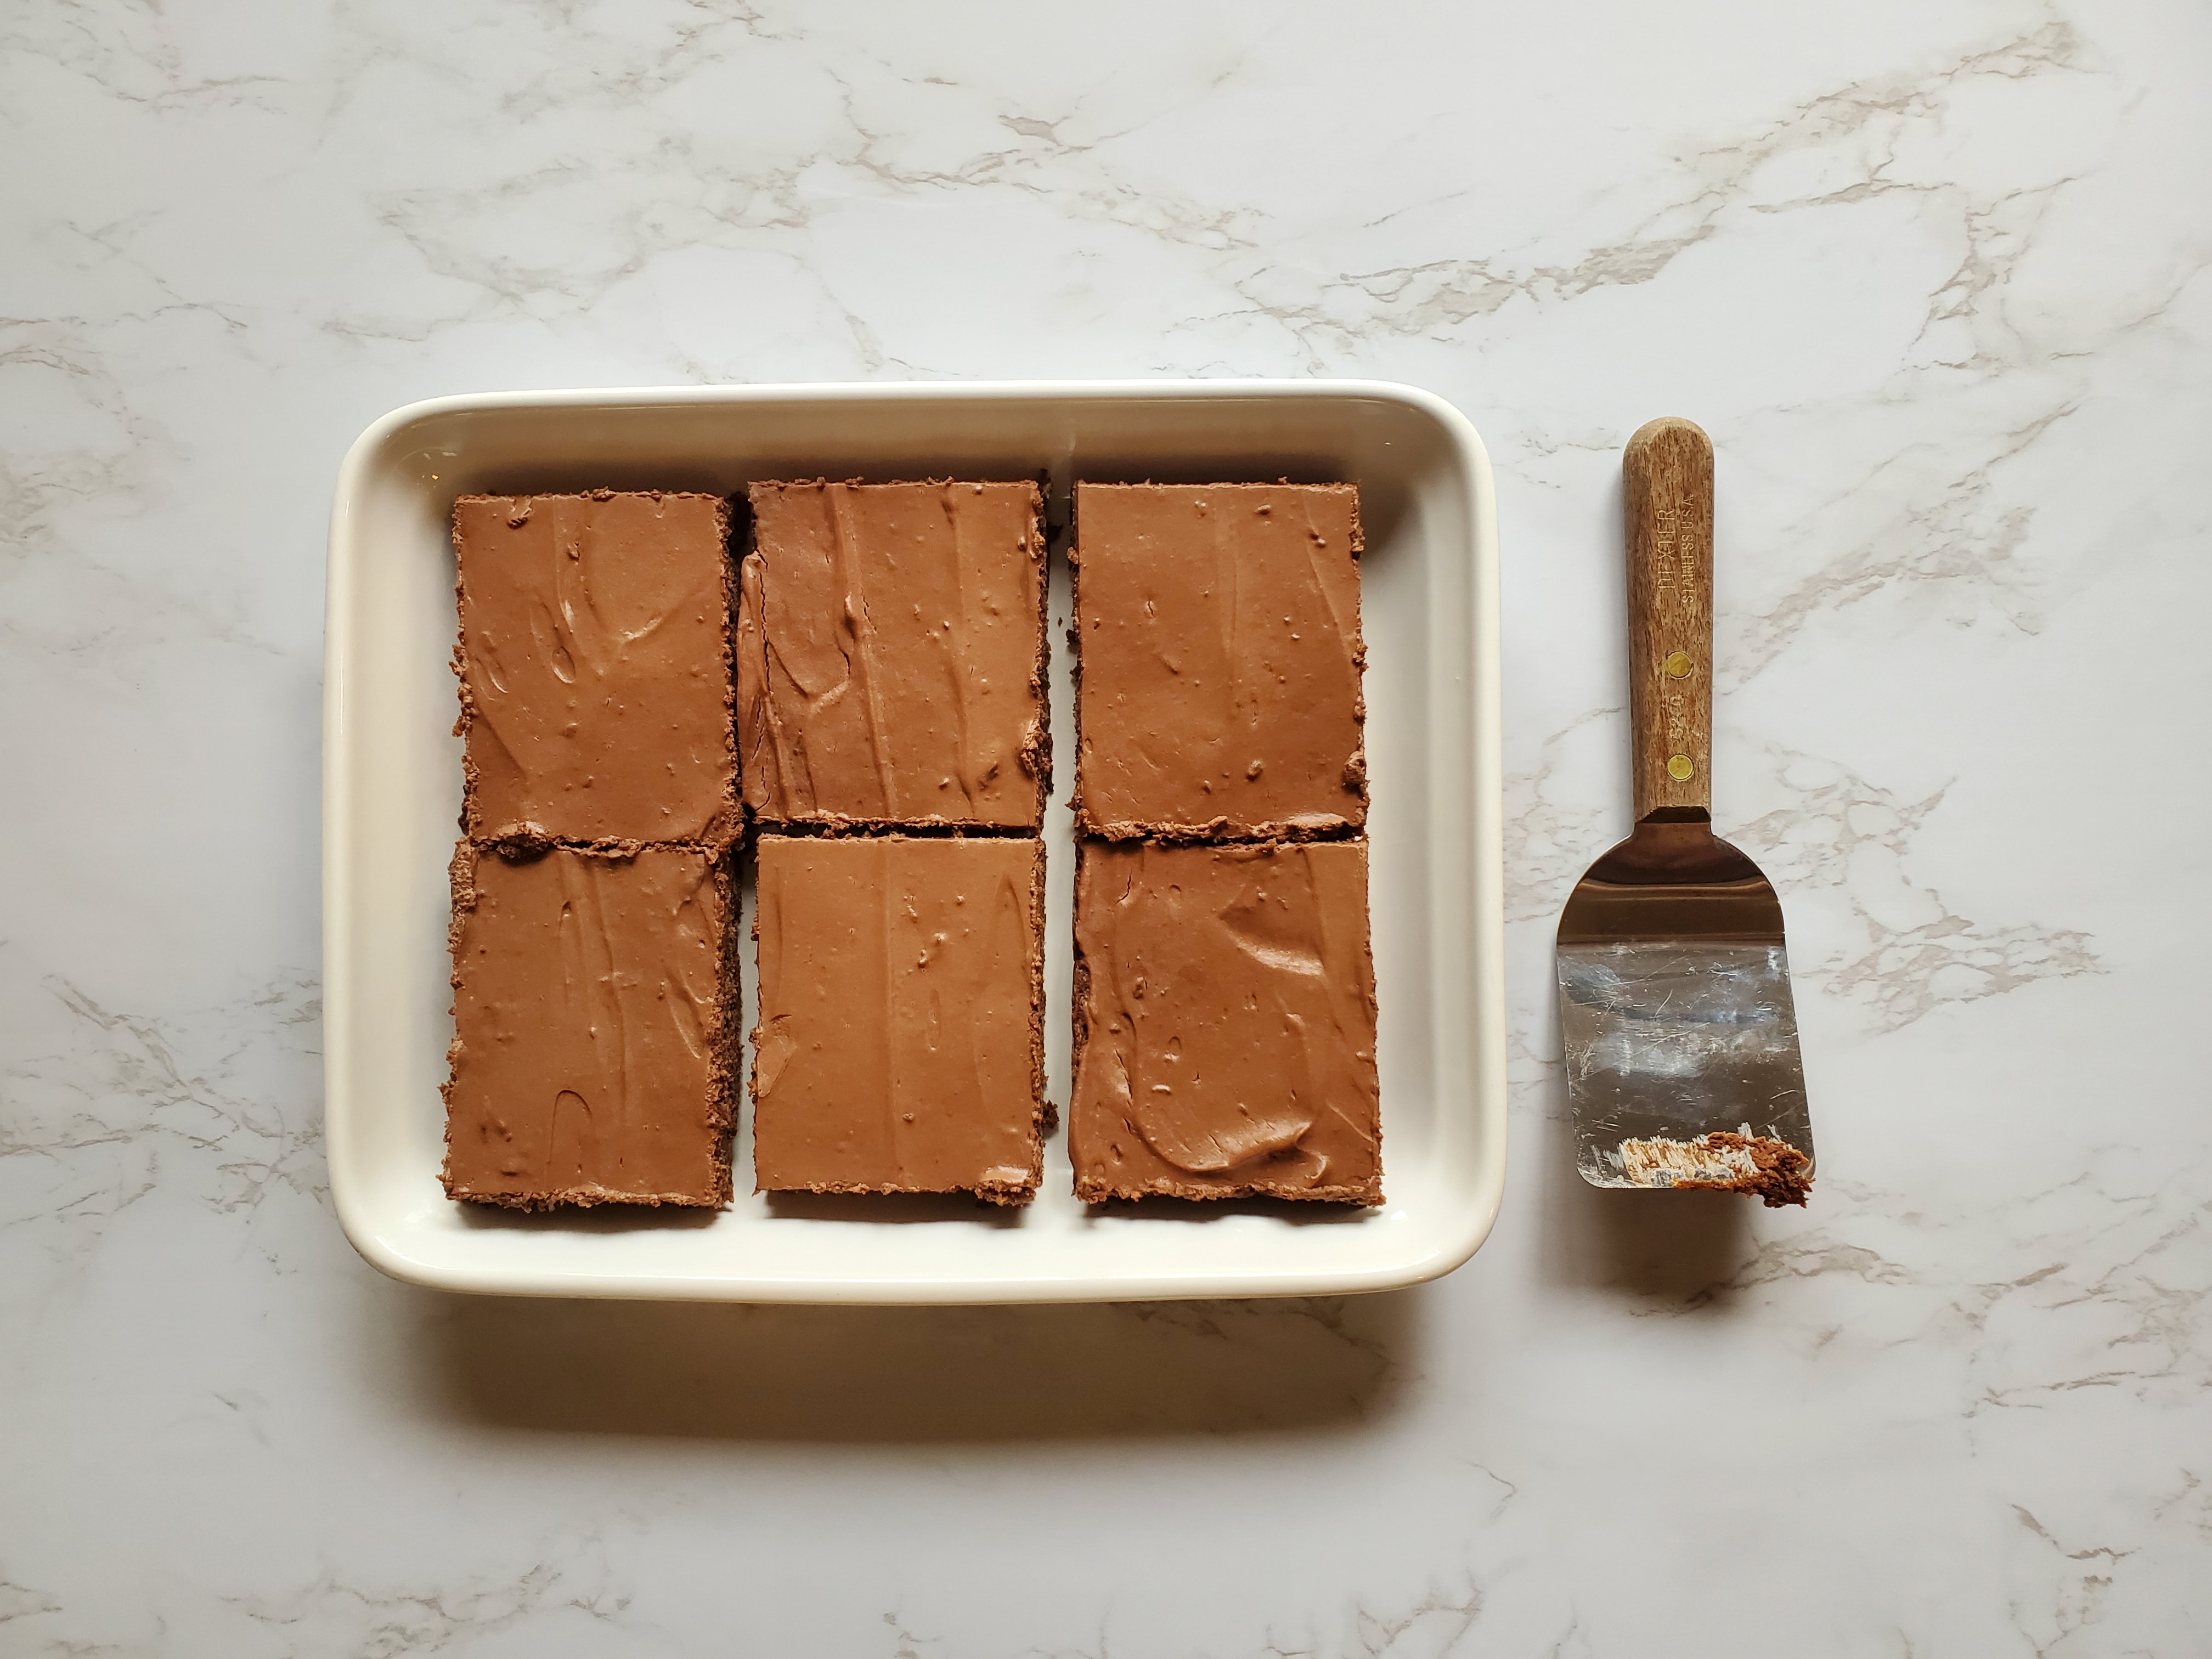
737,481,1048,831
1070,838,1381,1204
1071,482,1366,841
453,490,736,847
752,834,1046,1204
443,840,737,1209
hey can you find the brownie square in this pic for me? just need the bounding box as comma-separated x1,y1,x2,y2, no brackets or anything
1071,482,1367,840
737,480,1048,830
1070,838,1381,1203
443,841,737,1208
752,834,1046,1203
454,490,736,846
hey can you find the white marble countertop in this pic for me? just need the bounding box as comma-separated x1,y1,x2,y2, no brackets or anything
4,2,2205,1653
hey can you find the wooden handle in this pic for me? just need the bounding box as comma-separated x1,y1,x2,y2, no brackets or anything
1623,417,1714,820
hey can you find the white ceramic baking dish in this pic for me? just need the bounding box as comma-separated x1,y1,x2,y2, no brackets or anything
324,380,1504,1302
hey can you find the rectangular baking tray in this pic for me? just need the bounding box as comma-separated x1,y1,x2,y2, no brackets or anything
324,380,1504,1303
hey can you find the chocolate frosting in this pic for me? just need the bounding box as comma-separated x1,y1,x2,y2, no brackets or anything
1073,482,1366,840
1071,839,1381,1203
454,490,735,846
1667,1132,1813,1207
443,843,735,1208
737,481,1047,829
752,834,1045,1202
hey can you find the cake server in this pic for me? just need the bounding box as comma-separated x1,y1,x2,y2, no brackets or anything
1555,417,1815,1205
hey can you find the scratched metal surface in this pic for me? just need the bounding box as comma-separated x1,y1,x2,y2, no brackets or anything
1558,940,1815,1187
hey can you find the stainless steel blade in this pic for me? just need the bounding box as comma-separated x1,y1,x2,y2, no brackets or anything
1558,938,1814,1189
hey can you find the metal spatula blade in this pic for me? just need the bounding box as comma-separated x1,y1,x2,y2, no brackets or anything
1556,419,1815,1205
1559,815,1814,1200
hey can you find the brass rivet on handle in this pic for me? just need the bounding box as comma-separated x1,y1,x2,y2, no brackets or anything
1664,650,1693,678
1667,755,1695,781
